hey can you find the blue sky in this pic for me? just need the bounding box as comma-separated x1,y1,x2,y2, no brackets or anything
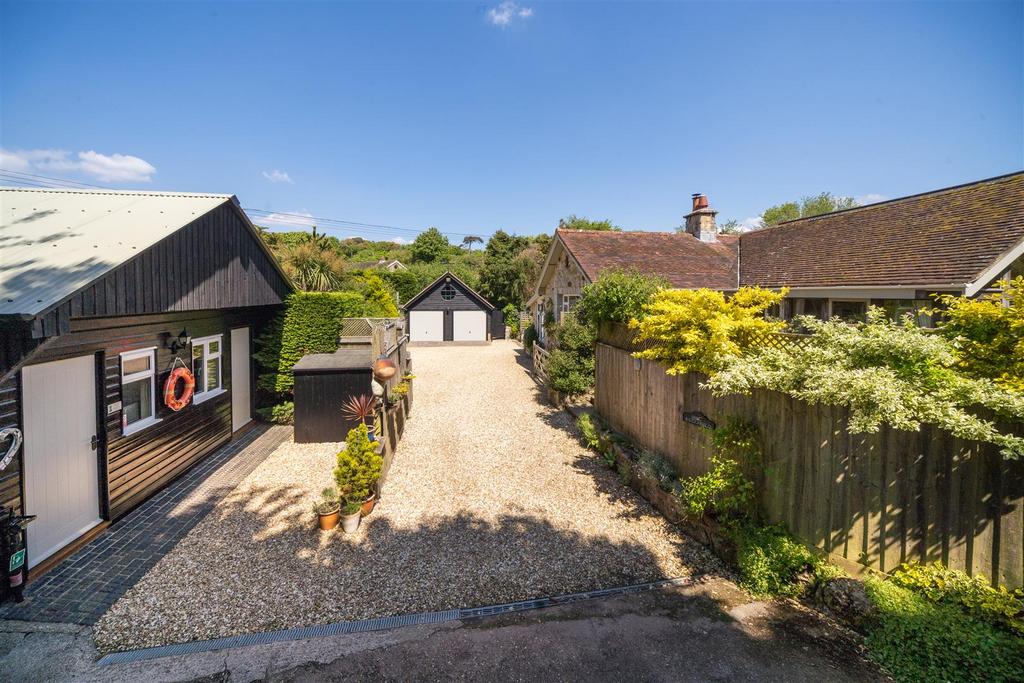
1,1,1021,242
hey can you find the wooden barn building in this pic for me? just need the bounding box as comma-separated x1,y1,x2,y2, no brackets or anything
403,272,503,343
0,187,292,573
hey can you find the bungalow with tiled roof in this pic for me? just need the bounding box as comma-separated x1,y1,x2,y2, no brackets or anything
529,172,1024,344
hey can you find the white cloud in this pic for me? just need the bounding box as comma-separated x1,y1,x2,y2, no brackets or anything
0,148,156,182
252,211,316,229
390,237,412,245
2,148,79,173
262,169,293,184
856,193,887,205
487,1,533,27
739,216,763,231
77,151,156,182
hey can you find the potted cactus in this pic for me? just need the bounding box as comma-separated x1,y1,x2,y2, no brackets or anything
334,423,383,518
342,394,379,441
313,487,341,531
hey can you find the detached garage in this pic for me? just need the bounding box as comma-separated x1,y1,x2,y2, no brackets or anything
404,272,503,344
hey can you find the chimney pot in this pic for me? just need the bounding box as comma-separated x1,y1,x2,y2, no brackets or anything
684,192,717,242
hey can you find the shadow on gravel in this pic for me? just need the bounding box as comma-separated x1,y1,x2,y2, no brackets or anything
511,347,669,523
90,499,877,681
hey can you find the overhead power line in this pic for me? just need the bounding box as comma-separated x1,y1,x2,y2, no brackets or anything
0,168,110,189
0,167,482,240
242,208,478,238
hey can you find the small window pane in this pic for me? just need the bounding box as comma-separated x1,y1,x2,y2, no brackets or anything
209,340,220,354
123,377,153,425
440,284,457,301
193,346,206,392
832,301,866,323
206,357,220,391
123,355,151,375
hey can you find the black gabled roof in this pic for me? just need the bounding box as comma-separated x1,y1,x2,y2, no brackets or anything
402,271,495,311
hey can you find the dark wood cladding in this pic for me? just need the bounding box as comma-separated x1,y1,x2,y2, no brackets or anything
407,278,492,313
293,364,373,444
29,202,290,338
1,320,46,381
6,307,276,523
0,373,21,513
490,310,505,339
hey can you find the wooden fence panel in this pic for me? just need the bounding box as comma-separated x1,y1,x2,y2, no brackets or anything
594,341,1024,587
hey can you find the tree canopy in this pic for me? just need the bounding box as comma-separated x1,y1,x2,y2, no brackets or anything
478,230,533,311
558,215,620,231
761,193,858,227
410,227,452,263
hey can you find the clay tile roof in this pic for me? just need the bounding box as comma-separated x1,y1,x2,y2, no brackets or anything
738,172,1024,289
557,229,738,290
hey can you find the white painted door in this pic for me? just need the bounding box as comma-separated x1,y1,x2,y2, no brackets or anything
453,310,487,341
22,355,101,568
410,311,444,342
231,327,251,432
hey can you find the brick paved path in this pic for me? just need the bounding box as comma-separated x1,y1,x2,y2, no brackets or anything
0,424,290,625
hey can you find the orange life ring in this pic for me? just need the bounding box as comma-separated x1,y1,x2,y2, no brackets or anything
164,366,195,411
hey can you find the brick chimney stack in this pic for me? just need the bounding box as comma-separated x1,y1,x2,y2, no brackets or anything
684,193,718,242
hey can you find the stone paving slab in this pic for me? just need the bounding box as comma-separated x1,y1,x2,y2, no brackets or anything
0,424,290,625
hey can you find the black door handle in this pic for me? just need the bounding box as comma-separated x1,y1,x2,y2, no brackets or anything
90,435,99,451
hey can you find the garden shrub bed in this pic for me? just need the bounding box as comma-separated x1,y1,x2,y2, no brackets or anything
569,404,1024,683
572,407,739,566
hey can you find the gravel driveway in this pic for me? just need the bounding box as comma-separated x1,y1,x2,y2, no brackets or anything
94,341,721,652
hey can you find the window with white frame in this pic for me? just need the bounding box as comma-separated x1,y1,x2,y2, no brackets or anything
192,335,224,402
121,347,158,434
560,294,580,320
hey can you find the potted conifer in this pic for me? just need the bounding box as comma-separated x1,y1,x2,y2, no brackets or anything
334,423,383,518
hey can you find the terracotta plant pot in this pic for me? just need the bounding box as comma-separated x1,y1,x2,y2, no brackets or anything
360,492,377,517
341,511,361,533
372,358,397,381
317,507,340,531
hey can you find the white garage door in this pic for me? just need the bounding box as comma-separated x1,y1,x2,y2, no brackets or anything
453,310,487,341
410,310,444,342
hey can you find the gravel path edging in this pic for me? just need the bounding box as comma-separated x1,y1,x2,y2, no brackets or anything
98,576,696,665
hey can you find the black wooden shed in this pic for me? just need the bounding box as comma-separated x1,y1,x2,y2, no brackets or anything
403,272,503,343
0,187,292,578
293,350,374,443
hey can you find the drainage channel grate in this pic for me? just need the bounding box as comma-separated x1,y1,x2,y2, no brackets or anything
98,576,694,666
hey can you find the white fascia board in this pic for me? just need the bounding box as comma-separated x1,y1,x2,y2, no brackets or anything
964,236,1024,297
532,236,563,301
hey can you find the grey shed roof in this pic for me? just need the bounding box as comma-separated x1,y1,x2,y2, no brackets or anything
0,187,233,317
293,350,372,372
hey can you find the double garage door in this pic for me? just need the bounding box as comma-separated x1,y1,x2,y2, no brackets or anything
410,310,487,342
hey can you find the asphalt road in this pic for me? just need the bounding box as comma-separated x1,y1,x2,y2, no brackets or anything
1,578,883,682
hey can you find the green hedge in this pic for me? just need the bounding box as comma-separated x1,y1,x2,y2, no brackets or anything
254,291,386,398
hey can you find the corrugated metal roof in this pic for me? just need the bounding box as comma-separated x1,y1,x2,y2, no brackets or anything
0,187,232,317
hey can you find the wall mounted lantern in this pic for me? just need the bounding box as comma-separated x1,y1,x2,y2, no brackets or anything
165,328,191,354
